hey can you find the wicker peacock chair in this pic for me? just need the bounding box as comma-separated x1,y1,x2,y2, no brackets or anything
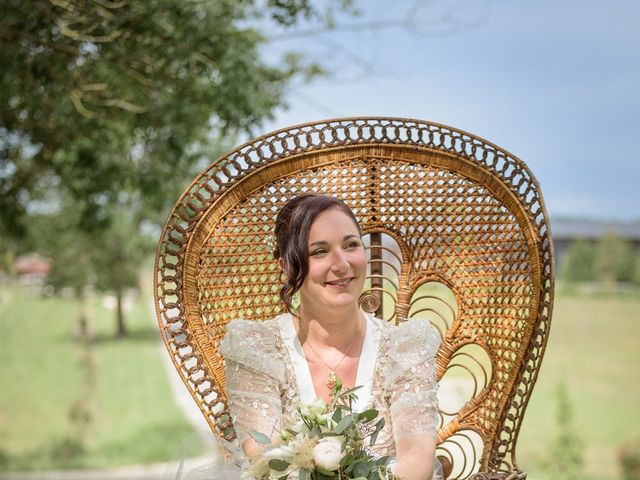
154,117,554,479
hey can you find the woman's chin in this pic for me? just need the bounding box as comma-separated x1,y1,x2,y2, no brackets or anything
324,292,361,309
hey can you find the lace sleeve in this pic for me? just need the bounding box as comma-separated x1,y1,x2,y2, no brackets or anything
219,319,284,445
384,318,441,440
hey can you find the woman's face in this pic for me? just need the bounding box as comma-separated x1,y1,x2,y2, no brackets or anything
298,207,367,313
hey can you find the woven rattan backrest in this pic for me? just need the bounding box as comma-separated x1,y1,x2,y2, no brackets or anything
154,118,554,479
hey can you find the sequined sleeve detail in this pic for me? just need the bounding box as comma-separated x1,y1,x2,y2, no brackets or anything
384,318,441,440
220,319,285,383
219,319,284,445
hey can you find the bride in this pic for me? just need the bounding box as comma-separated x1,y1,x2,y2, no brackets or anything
218,194,442,480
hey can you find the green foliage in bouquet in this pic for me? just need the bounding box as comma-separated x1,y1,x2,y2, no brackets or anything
246,378,396,480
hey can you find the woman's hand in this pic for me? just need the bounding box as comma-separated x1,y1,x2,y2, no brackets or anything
242,437,265,459
394,434,437,480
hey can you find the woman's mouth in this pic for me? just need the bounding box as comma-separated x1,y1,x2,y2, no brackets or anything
325,277,354,288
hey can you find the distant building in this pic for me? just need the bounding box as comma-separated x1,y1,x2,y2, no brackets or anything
13,254,51,283
551,219,640,267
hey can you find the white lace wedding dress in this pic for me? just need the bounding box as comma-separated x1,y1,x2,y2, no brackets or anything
166,313,443,480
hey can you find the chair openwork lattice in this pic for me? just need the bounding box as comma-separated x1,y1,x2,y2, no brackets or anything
154,117,554,479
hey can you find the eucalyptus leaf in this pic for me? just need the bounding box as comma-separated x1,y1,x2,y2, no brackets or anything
369,417,385,446
316,466,337,476
357,408,378,422
340,454,354,468
269,459,291,471
249,430,271,445
335,414,355,434
375,456,390,466
340,385,363,397
332,407,343,422
344,456,366,473
353,462,370,477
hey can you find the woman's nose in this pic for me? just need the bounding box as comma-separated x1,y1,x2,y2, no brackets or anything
331,249,350,272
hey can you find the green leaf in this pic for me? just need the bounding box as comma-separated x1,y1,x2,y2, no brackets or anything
316,466,337,476
374,456,390,466
269,459,290,471
332,406,343,423
340,454,354,468
369,417,385,446
340,385,363,397
299,468,308,480
353,462,370,478
357,408,378,422
343,455,365,473
335,414,355,434
249,430,271,445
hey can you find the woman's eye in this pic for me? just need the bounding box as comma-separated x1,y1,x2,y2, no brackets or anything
346,241,360,249
310,249,326,257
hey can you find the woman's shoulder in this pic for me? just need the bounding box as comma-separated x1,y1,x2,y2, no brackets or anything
376,317,441,386
376,316,441,351
219,315,285,381
222,316,280,342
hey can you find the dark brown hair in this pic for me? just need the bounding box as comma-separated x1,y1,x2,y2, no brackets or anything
273,193,361,312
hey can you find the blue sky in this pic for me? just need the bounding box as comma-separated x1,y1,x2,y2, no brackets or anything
256,0,639,222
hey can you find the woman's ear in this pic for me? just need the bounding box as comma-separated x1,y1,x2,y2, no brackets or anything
278,258,287,275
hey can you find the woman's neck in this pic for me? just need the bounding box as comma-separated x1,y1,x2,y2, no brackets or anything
295,303,363,350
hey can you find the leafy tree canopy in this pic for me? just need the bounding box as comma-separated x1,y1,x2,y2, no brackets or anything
0,0,349,334
0,0,338,238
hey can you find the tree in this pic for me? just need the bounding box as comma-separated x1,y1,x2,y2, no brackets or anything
595,231,635,284
1,0,343,335
542,382,584,480
560,240,597,283
91,203,153,338
634,251,640,287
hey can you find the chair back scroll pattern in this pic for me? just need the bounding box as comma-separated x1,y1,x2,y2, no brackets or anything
154,118,554,479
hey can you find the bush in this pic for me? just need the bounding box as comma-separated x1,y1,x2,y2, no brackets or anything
49,436,86,461
596,231,636,284
561,233,639,287
619,439,640,480
561,240,597,283
542,382,584,480
634,252,640,287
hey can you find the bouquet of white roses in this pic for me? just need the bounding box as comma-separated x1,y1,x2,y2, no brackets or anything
244,379,396,480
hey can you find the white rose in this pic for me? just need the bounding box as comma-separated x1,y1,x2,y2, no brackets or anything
312,437,345,471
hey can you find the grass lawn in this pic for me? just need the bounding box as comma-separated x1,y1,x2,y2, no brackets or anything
0,283,197,470
517,290,640,480
0,280,638,478
359,281,639,479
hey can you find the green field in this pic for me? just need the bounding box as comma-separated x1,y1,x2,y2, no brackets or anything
0,284,196,470
517,291,640,480
0,283,638,478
